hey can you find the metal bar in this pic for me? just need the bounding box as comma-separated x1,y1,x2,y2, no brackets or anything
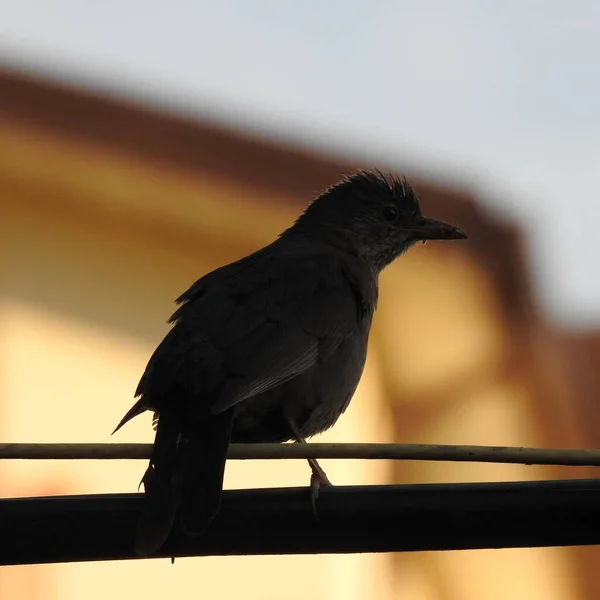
2,478,600,565
3,442,600,466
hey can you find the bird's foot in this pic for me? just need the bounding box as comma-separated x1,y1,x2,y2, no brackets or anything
308,459,333,521
286,418,333,520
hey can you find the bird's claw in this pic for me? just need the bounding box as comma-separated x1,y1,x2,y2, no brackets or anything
309,469,333,522
286,419,333,521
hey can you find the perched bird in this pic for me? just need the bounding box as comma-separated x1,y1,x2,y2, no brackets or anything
114,170,467,556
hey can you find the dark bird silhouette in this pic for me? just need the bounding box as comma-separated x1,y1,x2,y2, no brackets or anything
114,170,467,556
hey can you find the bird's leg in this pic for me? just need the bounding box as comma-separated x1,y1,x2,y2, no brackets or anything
287,419,332,520
287,419,332,485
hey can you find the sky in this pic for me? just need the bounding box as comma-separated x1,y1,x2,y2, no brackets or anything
1,0,599,326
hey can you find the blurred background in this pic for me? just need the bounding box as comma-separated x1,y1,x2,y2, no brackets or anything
1,1,599,599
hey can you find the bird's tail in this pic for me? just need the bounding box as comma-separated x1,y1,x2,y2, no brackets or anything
112,397,148,435
134,408,234,557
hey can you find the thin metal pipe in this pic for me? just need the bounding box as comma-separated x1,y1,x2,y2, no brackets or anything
2,442,600,467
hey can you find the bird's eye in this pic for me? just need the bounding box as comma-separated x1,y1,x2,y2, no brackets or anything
381,206,398,222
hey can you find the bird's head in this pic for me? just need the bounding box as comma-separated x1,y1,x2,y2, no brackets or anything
289,170,467,272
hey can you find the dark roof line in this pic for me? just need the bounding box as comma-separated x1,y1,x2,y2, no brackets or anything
0,69,463,204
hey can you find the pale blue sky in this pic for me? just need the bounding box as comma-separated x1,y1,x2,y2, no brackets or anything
1,0,599,326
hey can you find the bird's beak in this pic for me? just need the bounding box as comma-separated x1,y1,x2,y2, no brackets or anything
403,216,467,241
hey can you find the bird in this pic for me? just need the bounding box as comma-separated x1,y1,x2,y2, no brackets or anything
114,170,467,556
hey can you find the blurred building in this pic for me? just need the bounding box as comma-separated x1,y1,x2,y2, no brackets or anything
0,70,598,600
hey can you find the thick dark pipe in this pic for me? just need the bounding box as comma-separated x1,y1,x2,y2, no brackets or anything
2,478,600,565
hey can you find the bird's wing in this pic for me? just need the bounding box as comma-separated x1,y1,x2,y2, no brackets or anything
129,244,369,421
206,250,366,414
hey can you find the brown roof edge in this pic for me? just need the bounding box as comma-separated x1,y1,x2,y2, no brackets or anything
554,332,600,445
0,68,472,206
0,68,351,198
0,68,534,322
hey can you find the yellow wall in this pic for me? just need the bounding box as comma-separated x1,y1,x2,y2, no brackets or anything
376,252,579,599
0,121,584,600
0,124,396,600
